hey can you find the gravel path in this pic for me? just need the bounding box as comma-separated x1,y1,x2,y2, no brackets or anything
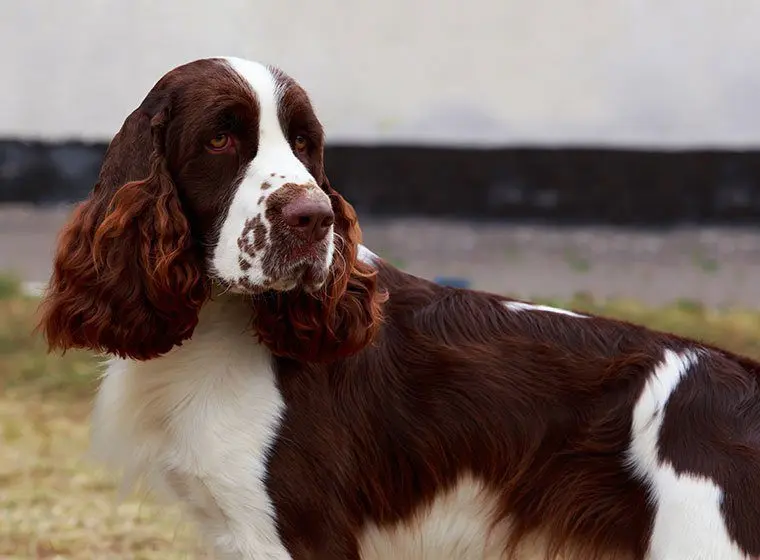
2,205,758,308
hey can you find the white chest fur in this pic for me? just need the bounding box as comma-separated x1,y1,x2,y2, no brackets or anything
90,296,292,559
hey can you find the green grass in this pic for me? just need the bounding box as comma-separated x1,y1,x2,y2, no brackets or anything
562,249,592,273
691,249,721,273
0,273,23,300
0,283,99,400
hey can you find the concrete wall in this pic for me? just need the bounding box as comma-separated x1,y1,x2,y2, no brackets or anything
3,0,760,147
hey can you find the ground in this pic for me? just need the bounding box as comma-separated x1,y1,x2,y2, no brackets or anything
2,205,760,558
0,285,207,559
0,396,207,559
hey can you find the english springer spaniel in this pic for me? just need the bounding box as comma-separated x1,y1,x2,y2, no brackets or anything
39,57,760,560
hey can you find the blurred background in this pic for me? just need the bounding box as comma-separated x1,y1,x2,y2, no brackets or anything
3,1,760,557
3,0,760,306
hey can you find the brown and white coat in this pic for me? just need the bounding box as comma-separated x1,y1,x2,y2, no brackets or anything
39,57,760,560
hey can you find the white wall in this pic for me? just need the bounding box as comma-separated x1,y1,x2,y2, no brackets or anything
2,0,760,147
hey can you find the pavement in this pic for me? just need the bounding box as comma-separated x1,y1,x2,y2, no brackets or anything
2,204,758,308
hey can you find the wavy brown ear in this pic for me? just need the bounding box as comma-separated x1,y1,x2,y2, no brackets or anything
38,101,209,361
252,177,387,363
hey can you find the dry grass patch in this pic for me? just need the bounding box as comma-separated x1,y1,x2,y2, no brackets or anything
0,280,205,558
0,394,205,559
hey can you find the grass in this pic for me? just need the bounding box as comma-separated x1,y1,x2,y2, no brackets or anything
0,397,204,559
562,248,592,273
0,291,98,401
0,280,204,559
691,249,721,273
2,275,760,558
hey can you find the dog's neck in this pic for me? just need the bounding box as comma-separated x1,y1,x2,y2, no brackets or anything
91,290,288,557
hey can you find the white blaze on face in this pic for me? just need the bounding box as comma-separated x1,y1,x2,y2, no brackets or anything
210,57,333,289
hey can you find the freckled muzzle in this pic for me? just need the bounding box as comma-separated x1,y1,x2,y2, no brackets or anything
230,183,336,293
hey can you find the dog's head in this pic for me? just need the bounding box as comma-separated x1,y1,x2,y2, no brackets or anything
39,57,385,362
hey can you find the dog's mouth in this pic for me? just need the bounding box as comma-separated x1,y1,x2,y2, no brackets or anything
216,234,334,296
218,258,330,296
274,237,333,292
273,260,330,293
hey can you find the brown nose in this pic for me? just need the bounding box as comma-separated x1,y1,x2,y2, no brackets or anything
281,196,335,243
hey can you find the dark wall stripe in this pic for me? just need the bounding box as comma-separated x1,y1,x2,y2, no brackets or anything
3,139,760,226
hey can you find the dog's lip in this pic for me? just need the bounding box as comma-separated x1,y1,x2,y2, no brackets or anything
298,264,321,286
212,247,329,294
283,260,329,290
283,261,323,283
288,239,328,261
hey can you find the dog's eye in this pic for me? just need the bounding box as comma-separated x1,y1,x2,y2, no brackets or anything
208,134,230,151
293,135,308,153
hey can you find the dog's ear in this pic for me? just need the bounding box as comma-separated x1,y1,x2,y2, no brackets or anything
39,99,209,361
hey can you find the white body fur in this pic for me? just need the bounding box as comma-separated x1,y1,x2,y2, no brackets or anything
91,296,291,558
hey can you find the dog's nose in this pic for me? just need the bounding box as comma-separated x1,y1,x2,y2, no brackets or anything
282,196,335,243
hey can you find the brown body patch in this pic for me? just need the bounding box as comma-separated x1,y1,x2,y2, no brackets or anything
657,353,760,556
264,262,760,559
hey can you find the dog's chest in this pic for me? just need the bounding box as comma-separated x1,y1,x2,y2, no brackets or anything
91,300,292,557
